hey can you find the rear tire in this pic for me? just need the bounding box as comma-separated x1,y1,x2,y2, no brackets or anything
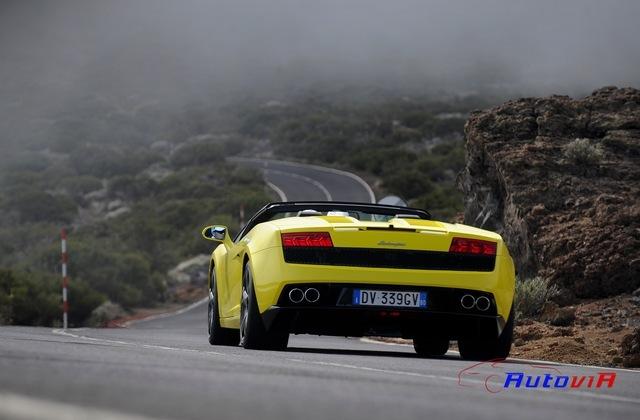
239,263,289,350
458,308,514,361
208,268,239,346
413,335,450,357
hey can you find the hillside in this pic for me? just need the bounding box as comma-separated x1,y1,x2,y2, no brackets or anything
461,86,639,300
0,97,273,326
461,87,640,366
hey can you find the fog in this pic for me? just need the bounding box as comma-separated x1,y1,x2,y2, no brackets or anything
1,0,639,143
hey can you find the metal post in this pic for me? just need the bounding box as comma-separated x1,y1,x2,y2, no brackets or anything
61,228,69,330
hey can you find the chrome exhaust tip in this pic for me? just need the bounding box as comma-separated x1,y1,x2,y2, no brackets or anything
288,288,304,304
460,294,476,310
304,287,320,303
475,296,491,311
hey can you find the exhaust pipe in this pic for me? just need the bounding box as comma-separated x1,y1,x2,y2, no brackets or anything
460,294,476,310
304,287,320,303
288,288,304,304
475,296,491,311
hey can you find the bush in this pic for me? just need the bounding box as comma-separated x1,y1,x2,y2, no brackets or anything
563,138,604,165
60,176,103,202
383,168,433,200
8,189,77,223
71,144,162,177
108,175,158,201
66,240,165,308
0,269,105,326
169,143,223,168
514,277,560,319
411,185,463,221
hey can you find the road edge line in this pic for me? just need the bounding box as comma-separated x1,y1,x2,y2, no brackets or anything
266,181,287,201
122,297,208,328
360,338,640,373
265,169,332,201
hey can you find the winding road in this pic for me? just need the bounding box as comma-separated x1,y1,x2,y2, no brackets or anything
1,159,639,420
228,157,376,203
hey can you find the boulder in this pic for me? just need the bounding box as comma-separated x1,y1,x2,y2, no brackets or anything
167,254,210,285
621,328,640,368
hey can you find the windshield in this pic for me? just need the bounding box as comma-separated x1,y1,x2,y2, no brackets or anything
267,210,399,222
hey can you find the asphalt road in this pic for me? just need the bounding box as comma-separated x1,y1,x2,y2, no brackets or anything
1,160,639,419
1,303,639,420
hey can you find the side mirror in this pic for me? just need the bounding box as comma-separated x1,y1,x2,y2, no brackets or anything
202,225,228,242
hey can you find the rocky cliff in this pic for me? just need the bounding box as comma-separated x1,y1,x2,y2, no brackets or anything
461,87,640,299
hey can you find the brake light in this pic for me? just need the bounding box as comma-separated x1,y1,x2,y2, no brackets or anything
449,237,497,256
281,232,333,247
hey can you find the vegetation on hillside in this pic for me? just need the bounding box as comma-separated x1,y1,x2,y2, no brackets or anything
0,97,271,327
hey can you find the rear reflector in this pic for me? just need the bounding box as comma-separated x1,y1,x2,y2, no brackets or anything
281,232,333,247
449,237,497,256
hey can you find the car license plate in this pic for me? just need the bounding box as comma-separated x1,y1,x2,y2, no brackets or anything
352,289,427,308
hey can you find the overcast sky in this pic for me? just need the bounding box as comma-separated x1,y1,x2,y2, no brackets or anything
1,0,639,108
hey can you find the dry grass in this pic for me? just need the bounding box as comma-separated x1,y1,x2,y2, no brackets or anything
515,277,559,319
563,138,604,165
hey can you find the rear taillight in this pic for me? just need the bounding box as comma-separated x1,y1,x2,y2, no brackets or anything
449,237,497,256
281,232,333,247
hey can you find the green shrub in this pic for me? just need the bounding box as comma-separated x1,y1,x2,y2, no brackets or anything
0,269,105,326
8,189,76,223
514,276,560,319
60,176,103,202
383,168,433,200
169,143,223,168
64,240,165,308
71,144,162,177
563,138,604,165
108,175,158,201
411,185,463,221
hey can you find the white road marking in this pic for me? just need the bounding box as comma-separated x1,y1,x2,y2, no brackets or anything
229,157,376,203
266,181,288,201
285,357,640,405
123,297,208,327
286,358,457,381
359,338,640,374
265,169,333,201
501,354,640,374
0,392,156,420
52,328,227,357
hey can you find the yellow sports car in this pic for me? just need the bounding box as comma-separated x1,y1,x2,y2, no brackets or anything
202,201,515,360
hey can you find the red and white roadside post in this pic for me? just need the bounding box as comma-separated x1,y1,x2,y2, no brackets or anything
61,228,69,330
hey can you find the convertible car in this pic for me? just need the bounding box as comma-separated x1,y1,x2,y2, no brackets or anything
202,201,515,360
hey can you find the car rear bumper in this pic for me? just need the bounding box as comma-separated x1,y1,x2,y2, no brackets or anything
261,283,507,339
262,306,504,339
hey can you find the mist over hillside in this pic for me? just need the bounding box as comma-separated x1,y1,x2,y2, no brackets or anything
2,0,639,152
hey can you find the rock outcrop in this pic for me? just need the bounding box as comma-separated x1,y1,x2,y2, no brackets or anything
621,328,640,367
460,87,640,299
167,255,210,285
